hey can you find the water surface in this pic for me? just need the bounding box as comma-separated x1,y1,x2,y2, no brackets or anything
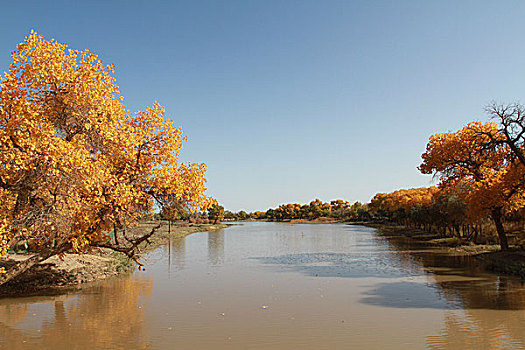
1,223,524,349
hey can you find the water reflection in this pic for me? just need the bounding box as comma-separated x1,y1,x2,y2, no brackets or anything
0,275,153,349
252,226,525,311
427,309,525,349
0,303,28,324
381,234,525,310
360,281,460,309
1,223,525,349
167,237,186,272
207,230,224,266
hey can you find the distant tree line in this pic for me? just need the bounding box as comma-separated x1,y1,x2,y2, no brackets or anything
220,199,371,222
264,199,371,222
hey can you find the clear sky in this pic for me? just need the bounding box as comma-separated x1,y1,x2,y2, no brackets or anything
2,1,525,212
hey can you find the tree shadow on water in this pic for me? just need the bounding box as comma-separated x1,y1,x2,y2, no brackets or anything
252,252,525,310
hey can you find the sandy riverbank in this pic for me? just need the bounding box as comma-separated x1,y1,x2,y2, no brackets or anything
0,222,228,298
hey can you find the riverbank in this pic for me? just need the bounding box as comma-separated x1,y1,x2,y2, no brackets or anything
364,223,525,278
0,221,228,298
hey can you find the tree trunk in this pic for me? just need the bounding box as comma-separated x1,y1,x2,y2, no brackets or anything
454,225,461,238
12,186,30,221
491,207,509,251
114,224,119,245
0,243,70,287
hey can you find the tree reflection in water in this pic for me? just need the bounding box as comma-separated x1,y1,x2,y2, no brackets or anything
382,234,525,310
427,309,525,349
208,230,224,266
1,224,524,349
380,235,525,348
0,274,153,349
166,237,186,273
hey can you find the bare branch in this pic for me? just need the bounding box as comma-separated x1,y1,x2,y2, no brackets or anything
90,223,162,262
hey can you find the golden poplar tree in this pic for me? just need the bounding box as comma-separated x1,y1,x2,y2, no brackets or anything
0,32,212,284
419,121,525,250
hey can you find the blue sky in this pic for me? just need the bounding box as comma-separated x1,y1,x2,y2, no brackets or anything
2,1,525,211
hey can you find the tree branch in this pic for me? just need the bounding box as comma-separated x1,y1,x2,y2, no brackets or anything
90,223,162,266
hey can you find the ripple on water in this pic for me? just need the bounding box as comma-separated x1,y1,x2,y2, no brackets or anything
251,251,425,279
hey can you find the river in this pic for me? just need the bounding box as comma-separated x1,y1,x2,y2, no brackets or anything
1,222,524,349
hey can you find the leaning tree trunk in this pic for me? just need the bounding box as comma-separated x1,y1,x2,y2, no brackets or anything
0,243,71,287
491,207,509,251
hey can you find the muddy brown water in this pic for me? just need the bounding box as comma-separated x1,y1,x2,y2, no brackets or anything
1,223,524,349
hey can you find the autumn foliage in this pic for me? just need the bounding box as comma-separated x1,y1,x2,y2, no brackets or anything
262,199,369,222
0,32,212,284
418,121,525,250
368,118,525,250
